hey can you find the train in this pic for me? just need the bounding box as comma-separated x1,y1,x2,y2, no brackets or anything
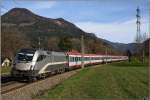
11,49,128,81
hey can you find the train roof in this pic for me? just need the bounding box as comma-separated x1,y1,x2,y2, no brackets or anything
18,49,65,56
66,52,102,56
18,49,126,57
51,51,65,56
19,48,36,53
66,51,125,57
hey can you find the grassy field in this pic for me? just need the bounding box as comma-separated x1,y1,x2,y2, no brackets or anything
41,59,149,100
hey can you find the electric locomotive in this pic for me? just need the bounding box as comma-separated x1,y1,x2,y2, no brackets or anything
11,49,68,80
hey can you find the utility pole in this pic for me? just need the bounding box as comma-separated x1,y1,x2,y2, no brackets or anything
136,7,143,60
136,6,144,63
81,34,84,68
149,3,150,70
105,47,108,64
145,3,150,64
38,37,41,50
136,6,141,43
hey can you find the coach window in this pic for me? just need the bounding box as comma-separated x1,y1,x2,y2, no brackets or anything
86,57,88,61
75,57,77,62
66,56,69,61
83,57,85,61
69,57,71,61
79,57,81,61
84,57,86,61
73,57,75,62
71,57,73,62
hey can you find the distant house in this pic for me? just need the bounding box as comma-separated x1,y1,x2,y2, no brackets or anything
1,58,11,67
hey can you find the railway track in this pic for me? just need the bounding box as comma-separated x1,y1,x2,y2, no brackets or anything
1,66,96,95
1,74,29,94
1,73,59,95
1,81,17,87
1,82,28,94
1,69,81,100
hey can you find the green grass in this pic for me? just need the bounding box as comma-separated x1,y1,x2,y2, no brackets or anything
41,59,149,100
0,66,11,74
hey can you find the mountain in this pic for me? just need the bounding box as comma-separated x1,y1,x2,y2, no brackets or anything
2,8,91,37
101,38,139,54
103,38,150,56
2,8,121,59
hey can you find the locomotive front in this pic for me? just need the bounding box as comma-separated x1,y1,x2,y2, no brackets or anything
11,49,37,79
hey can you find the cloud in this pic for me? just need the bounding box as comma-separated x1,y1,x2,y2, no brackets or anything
75,17,149,43
1,0,149,43
1,0,56,14
15,0,56,10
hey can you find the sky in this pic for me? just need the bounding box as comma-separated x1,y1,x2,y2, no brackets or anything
1,0,149,43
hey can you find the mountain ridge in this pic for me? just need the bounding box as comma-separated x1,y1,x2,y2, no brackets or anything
1,8,124,58
100,38,139,53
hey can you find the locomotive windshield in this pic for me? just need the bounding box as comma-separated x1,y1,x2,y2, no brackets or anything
17,52,34,62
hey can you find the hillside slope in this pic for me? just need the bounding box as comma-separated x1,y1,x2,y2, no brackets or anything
101,39,139,54
2,8,120,58
103,38,149,56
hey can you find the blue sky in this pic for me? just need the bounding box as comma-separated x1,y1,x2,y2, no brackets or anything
1,0,149,43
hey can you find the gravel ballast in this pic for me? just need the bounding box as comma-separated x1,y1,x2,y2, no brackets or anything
1,69,81,100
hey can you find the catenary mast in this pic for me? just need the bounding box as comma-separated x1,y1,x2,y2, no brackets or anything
136,7,141,43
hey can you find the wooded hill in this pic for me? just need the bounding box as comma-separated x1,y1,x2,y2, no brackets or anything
1,8,123,59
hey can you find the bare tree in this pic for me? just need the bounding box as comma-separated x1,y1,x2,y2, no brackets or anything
47,37,60,51
141,33,148,42
135,33,149,63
